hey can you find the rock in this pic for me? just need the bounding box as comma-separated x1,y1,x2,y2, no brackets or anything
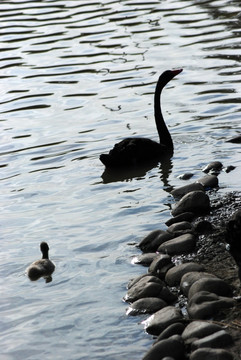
138,230,173,253
165,263,205,287
172,191,210,216
171,183,204,198
187,291,236,319
225,165,235,173
167,221,192,234
192,329,233,350
190,348,234,360
226,134,241,143
180,272,217,297
178,172,194,180
165,212,195,226
127,274,163,289
158,263,175,280
193,220,213,234
196,174,218,189
124,276,165,302
202,161,223,174
159,285,177,303
126,297,167,316
155,322,186,342
142,335,185,360
182,320,224,341
188,278,233,299
148,254,172,274
143,306,184,335
158,233,196,255
133,253,158,266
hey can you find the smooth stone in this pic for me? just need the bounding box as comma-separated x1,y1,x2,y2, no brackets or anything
148,254,172,274
125,276,164,301
167,221,192,234
158,233,196,255
171,182,204,199
202,161,223,174
158,263,175,280
188,278,233,299
134,253,158,266
126,297,167,316
159,285,178,303
196,174,218,188
138,230,174,253
178,172,194,180
180,272,217,297
226,134,241,143
155,322,186,342
128,274,163,289
182,320,224,341
191,329,233,350
190,348,234,360
165,212,195,226
142,335,185,360
172,191,210,216
165,263,205,287
225,165,236,173
187,291,236,319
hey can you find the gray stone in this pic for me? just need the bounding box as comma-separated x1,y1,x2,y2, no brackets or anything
158,263,175,280
191,329,233,350
202,161,223,174
158,233,196,255
138,230,174,253
128,274,163,289
148,254,172,274
171,182,204,198
188,278,233,299
133,253,158,266
155,322,186,342
180,272,217,297
167,221,192,234
178,172,194,180
142,335,185,360
182,320,224,341
187,291,236,319
193,220,213,234
165,263,205,287
165,212,195,226
126,297,167,316
196,174,219,188
124,276,165,302
172,191,210,216
159,285,177,303
190,348,234,360
143,306,183,336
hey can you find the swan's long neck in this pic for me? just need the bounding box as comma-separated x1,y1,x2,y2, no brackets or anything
41,247,49,259
154,78,173,153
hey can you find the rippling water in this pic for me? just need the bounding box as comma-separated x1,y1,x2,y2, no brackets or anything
1,0,241,359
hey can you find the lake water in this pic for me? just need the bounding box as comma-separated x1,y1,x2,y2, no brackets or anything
0,0,241,359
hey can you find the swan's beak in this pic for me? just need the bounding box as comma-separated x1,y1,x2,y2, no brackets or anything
172,69,183,76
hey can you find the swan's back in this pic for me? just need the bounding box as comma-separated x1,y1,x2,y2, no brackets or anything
27,242,55,281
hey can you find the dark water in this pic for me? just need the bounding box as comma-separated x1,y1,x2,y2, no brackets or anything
0,1,240,359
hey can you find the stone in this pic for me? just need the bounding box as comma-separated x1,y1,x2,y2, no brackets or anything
157,263,175,280
165,212,195,226
133,253,158,266
172,191,210,216
165,263,205,287
142,335,185,360
143,306,183,336
180,272,217,297
167,221,192,234
138,230,173,253
193,220,213,234
182,320,224,341
190,348,234,360
127,274,163,289
155,322,186,342
202,161,223,174
225,165,236,173
171,182,204,199
126,297,167,316
158,233,196,255
148,254,172,274
178,172,194,180
196,174,218,188
188,278,233,299
187,291,236,319
191,329,233,350
124,276,165,302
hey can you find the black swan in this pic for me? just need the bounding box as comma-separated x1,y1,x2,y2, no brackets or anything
27,242,55,281
99,69,182,168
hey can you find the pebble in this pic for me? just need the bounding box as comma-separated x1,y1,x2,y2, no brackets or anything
191,329,233,350
225,165,236,173
158,233,196,255
187,291,236,319
190,348,234,360
171,191,210,216
171,182,204,199
126,297,167,316
154,322,186,342
182,320,224,341
202,161,223,174
133,253,158,266
165,262,205,287
180,272,217,297
196,174,218,189
142,335,185,360
138,230,173,253
143,306,184,336
188,277,233,299
148,254,172,275
177,172,194,180
165,212,195,226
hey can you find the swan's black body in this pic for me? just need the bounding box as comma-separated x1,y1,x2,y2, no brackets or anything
100,69,182,168
27,242,55,281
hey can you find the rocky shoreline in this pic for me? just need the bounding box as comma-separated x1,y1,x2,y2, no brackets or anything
123,163,241,360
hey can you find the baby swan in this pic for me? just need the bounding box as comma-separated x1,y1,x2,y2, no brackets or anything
27,242,55,281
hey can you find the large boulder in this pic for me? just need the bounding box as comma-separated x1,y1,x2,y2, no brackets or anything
172,191,210,216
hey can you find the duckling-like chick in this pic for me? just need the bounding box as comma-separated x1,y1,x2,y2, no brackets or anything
27,242,55,281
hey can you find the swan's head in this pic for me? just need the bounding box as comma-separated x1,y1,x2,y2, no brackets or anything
40,242,49,252
158,69,183,88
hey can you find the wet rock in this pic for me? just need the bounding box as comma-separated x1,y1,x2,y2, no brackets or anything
154,322,186,342
167,221,192,234
225,165,236,173
158,263,175,280
193,220,213,234
182,320,224,341
158,233,196,255
165,212,195,226
188,277,233,299
126,297,167,316
202,161,223,175
148,254,172,274
127,274,163,289
192,329,233,350
138,230,174,253
133,253,158,266
143,306,184,336
165,262,205,287
171,182,204,199
196,174,219,189
180,272,217,297
142,335,185,360
187,291,236,319
190,348,234,360
178,172,194,180
226,134,241,143
172,191,210,217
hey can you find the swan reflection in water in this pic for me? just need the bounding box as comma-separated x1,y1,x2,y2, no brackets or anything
26,242,55,283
